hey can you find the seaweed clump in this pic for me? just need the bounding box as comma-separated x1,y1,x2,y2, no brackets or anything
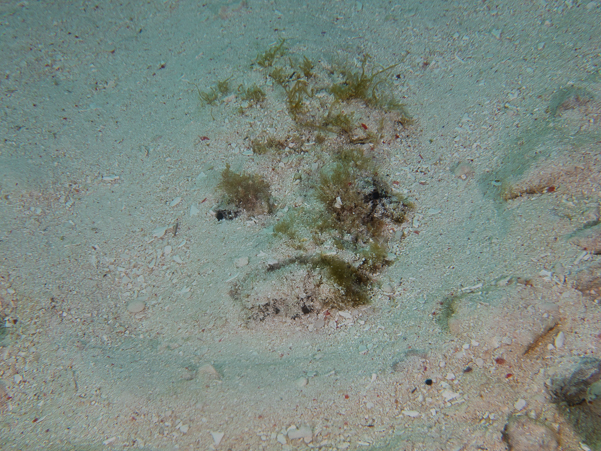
330,54,411,123
216,46,417,317
285,80,313,120
238,84,267,104
251,135,287,155
194,76,233,106
263,147,411,309
255,38,287,68
316,148,411,242
312,254,371,306
217,164,272,216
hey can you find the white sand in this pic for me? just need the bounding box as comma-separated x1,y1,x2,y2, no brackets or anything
1,0,601,449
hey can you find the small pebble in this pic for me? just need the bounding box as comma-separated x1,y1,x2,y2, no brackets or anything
442,389,459,401
127,301,145,314
381,283,394,293
288,424,312,442
503,416,558,450
514,399,527,411
152,226,170,238
554,331,565,349
199,364,221,380
339,311,352,320
453,162,475,180
295,377,308,388
235,257,249,268
313,317,325,330
211,431,224,446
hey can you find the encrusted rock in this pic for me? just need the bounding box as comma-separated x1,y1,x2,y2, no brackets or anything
502,416,559,451
549,357,601,406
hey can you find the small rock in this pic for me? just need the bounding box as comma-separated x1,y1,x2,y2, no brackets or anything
339,311,352,320
127,301,145,314
453,162,475,180
103,437,117,445
277,433,287,445
442,389,459,402
180,368,196,381
266,258,279,268
198,364,221,381
190,204,200,216
514,399,527,411
211,431,224,446
402,410,420,418
550,357,601,405
502,416,559,450
170,197,182,207
234,257,249,268
381,283,394,293
288,424,312,442
554,331,565,349
313,317,325,330
152,225,175,239
295,377,308,388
